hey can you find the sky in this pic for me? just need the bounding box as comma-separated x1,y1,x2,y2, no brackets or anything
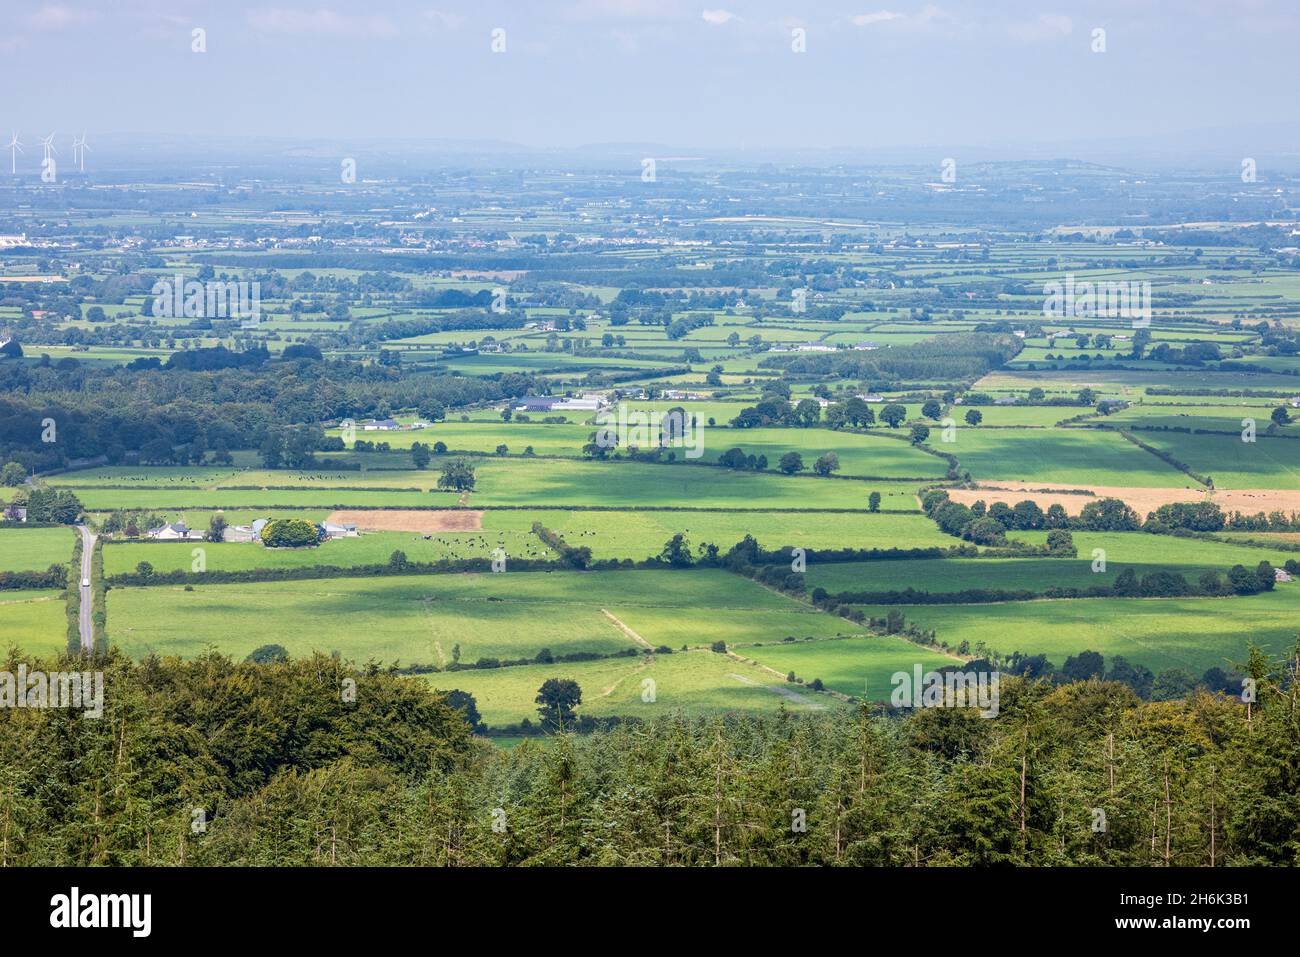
2,0,1300,157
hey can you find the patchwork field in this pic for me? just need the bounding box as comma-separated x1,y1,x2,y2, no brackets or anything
324,509,484,532
947,428,1189,486
742,635,958,699
0,589,67,657
423,648,845,727
948,481,1300,516
1136,432,1300,489
851,587,1300,676
106,568,863,664
0,527,73,572
805,531,1294,595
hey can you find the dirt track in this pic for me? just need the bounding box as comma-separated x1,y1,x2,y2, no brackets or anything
948,482,1300,516
325,509,484,532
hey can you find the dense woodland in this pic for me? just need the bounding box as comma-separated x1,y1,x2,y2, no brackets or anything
1,646,1296,866
0,354,527,470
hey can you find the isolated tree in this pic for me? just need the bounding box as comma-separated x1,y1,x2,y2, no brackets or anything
921,399,942,419
867,491,882,512
410,442,431,469
207,513,228,542
964,409,983,426
1272,406,1290,426
910,424,930,444
880,404,907,428
778,452,805,474
535,678,582,731
437,458,476,491
812,452,840,476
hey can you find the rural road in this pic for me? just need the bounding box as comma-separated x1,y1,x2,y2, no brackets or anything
77,525,95,653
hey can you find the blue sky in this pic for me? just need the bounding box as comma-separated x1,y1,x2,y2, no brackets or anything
3,0,1299,155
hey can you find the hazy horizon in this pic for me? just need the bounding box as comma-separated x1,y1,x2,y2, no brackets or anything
4,0,1300,159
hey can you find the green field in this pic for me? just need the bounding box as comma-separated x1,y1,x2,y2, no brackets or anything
58,458,896,511
1134,432,1300,489
743,635,958,699
424,648,845,727
538,508,952,559
948,427,1193,486
0,589,67,657
851,587,1300,675
102,527,554,575
806,531,1298,594
106,568,863,664
0,527,73,572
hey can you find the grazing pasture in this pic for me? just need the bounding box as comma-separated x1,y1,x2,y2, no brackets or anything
851,588,1300,675
0,527,73,572
106,567,858,664
423,648,844,727
0,590,67,657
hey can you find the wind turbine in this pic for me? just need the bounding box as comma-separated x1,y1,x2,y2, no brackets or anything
5,134,20,175
72,132,90,172
40,133,57,166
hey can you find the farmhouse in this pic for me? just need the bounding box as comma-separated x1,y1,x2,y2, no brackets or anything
363,418,401,431
321,521,359,539
147,522,203,541
1,504,27,522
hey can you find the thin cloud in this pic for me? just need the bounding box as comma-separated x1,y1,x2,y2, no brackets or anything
247,8,400,38
1008,13,1074,42
851,6,950,30
565,0,680,19
25,5,97,30
851,11,904,27
702,9,737,26
422,10,465,30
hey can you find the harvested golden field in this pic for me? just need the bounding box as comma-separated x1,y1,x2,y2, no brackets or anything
947,481,1300,516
